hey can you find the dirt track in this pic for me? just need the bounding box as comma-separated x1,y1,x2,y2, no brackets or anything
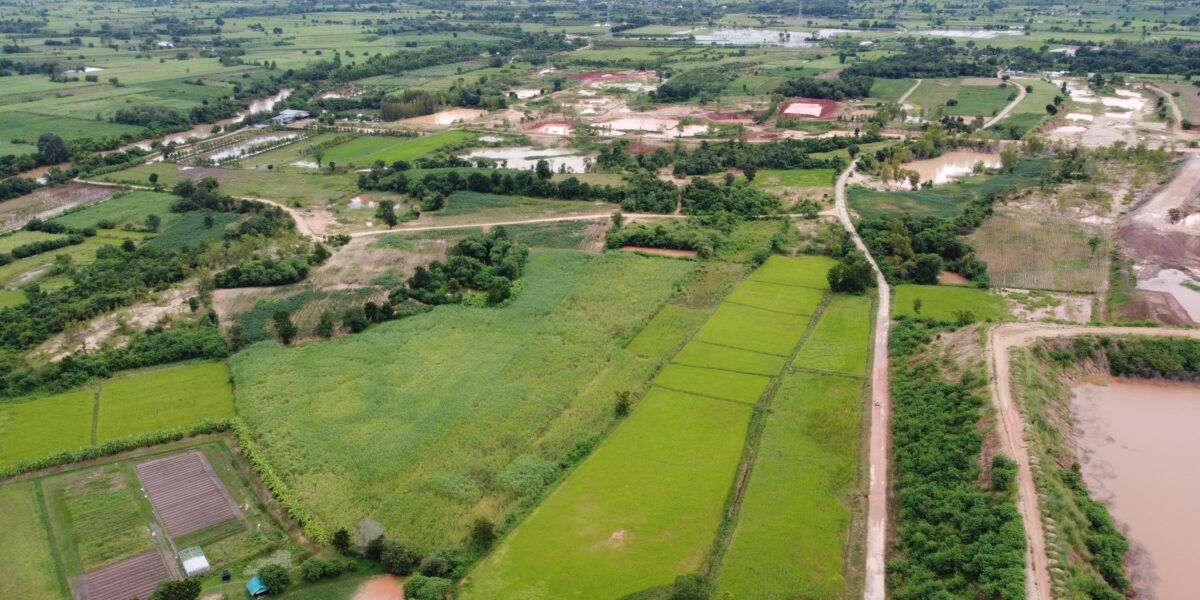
834,161,890,600
987,323,1200,600
984,80,1028,130
1145,84,1184,133
896,79,922,105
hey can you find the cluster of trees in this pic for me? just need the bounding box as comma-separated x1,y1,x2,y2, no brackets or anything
359,165,623,205
171,177,295,239
650,67,738,103
214,257,310,288
1103,336,1200,380
827,251,876,293
595,135,872,177
842,40,996,79
888,317,1026,600
1059,465,1131,598
402,229,528,305
0,232,85,265
605,220,720,256
776,74,874,100
1010,39,1200,77
857,200,995,287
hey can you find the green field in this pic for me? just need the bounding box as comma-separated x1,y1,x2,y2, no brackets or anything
946,84,1017,117
0,230,64,253
848,158,1046,219
892,284,1009,322
0,483,66,600
466,255,837,600
624,304,709,359
321,131,475,166
749,255,838,288
97,363,235,441
672,342,785,376
907,79,961,112
143,211,242,251
751,168,836,188
718,374,865,600
52,191,183,230
725,279,825,314
868,78,917,101
0,112,142,157
0,391,94,468
45,467,154,571
793,294,873,376
997,79,1065,137
233,251,696,548
695,303,811,356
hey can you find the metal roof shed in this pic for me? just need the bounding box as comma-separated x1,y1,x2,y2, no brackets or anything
246,575,269,597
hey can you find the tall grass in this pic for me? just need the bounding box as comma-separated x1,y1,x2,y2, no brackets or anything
969,213,1109,292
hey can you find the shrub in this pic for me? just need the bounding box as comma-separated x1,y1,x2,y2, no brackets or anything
380,540,421,575
257,564,290,596
404,575,456,600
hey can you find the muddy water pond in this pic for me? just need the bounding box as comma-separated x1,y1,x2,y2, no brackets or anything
906,151,1001,184
1073,379,1200,600
460,147,592,173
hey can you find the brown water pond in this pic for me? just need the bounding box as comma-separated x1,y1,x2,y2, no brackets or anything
1073,378,1200,600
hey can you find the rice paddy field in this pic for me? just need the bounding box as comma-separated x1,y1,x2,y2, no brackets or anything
892,284,1010,322
464,255,859,600
320,131,476,166
233,251,697,548
0,482,68,600
969,212,1111,293
752,168,837,188
0,363,234,469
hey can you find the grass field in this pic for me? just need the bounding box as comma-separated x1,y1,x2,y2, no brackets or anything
143,211,242,251
749,255,838,288
97,363,235,441
695,303,811,356
969,213,1110,292
0,391,94,468
793,294,873,376
945,84,1016,117
868,78,917,101
672,342,785,376
892,284,1009,322
233,251,695,548
718,374,864,600
907,79,961,113
46,468,154,571
848,158,1046,219
752,168,836,188
321,131,475,166
464,387,753,600
996,79,1063,137
0,290,26,308
52,191,183,230
0,230,64,253
0,482,67,599
725,280,825,314
466,255,836,600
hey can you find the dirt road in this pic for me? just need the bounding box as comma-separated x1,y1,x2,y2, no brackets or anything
349,212,683,238
984,80,1028,130
987,323,1200,600
896,79,922,105
833,161,891,600
1145,84,1184,133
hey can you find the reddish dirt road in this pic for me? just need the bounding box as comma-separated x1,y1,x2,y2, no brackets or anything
987,323,1200,600
834,161,890,600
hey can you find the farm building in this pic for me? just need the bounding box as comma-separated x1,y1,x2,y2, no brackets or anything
178,547,210,577
272,109,311,126
778,98,841,119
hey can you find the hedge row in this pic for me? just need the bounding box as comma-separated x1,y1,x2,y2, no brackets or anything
233,421,330,543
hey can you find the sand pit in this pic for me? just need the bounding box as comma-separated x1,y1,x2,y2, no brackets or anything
401,108,485,125
1065,113,1094,122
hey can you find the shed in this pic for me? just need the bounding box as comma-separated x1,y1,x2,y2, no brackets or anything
246,576,269,597
177,546,210,577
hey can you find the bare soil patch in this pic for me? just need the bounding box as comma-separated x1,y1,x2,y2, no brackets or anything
0,183,115,232
33,282,198,362
351,575,406,600
618,246,698,257
938,271,970,284
79,551,170,600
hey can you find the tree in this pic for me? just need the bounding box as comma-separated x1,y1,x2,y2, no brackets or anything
227,323,247,351
149,579,201,600
149,173,160,184
742,164,757,182
469,517,496,551
257,564,290,596
380,540,421,575
342,306,369,333
121,239,137,252
332,528,353,554
1000,147,1018,173
614,390,631,418
418,551,455,577
907,253,943,285
376,200,398,227
1087,235,1102,255
145,213,161,232
272,310,298,344
535,158,552,180
952,309,976,326
36,133,69,164
300,558,330,582
316,310,336,338
668,574,714,600
827,252,874,294
404,575,456,600
1045,103,1058,115
913,297,922,315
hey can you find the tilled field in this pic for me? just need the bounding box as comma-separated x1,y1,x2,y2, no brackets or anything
136,451,241,537
79,551,170,600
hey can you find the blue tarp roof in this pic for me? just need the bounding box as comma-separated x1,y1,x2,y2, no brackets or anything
246,576,268,595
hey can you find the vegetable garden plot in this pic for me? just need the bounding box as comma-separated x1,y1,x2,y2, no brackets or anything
135,451,241,537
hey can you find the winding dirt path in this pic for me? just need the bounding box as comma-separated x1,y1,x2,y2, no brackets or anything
1145,84,1184,133
987,323,1200,600
833,161,891,600
984,80,1028,130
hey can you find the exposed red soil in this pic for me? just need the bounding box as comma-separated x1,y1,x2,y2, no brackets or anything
351,574,406,600
1124,289,1195,325
618,246,698,257
778,97,842,119
939,271,971,284
137,451,241,537
80,551,171,600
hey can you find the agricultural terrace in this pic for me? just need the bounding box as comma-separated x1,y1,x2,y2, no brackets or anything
465,255,853,600
0,441,289,600
892,284,1010,322
0,363,234,468
320,131,475,166
233,251,697,548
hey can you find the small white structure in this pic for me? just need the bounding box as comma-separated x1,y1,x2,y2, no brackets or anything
156,41,175,49
178,546,210,577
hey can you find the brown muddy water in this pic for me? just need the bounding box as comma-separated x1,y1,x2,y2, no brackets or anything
1073,378,1200,600
906,151,1000,184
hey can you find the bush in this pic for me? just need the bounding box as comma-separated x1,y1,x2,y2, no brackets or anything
257,564,291,596
404,575,456,600
300,558,329,582
418,550,457,578
214,258,310,288
668,574,714,600
380,540,421,575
